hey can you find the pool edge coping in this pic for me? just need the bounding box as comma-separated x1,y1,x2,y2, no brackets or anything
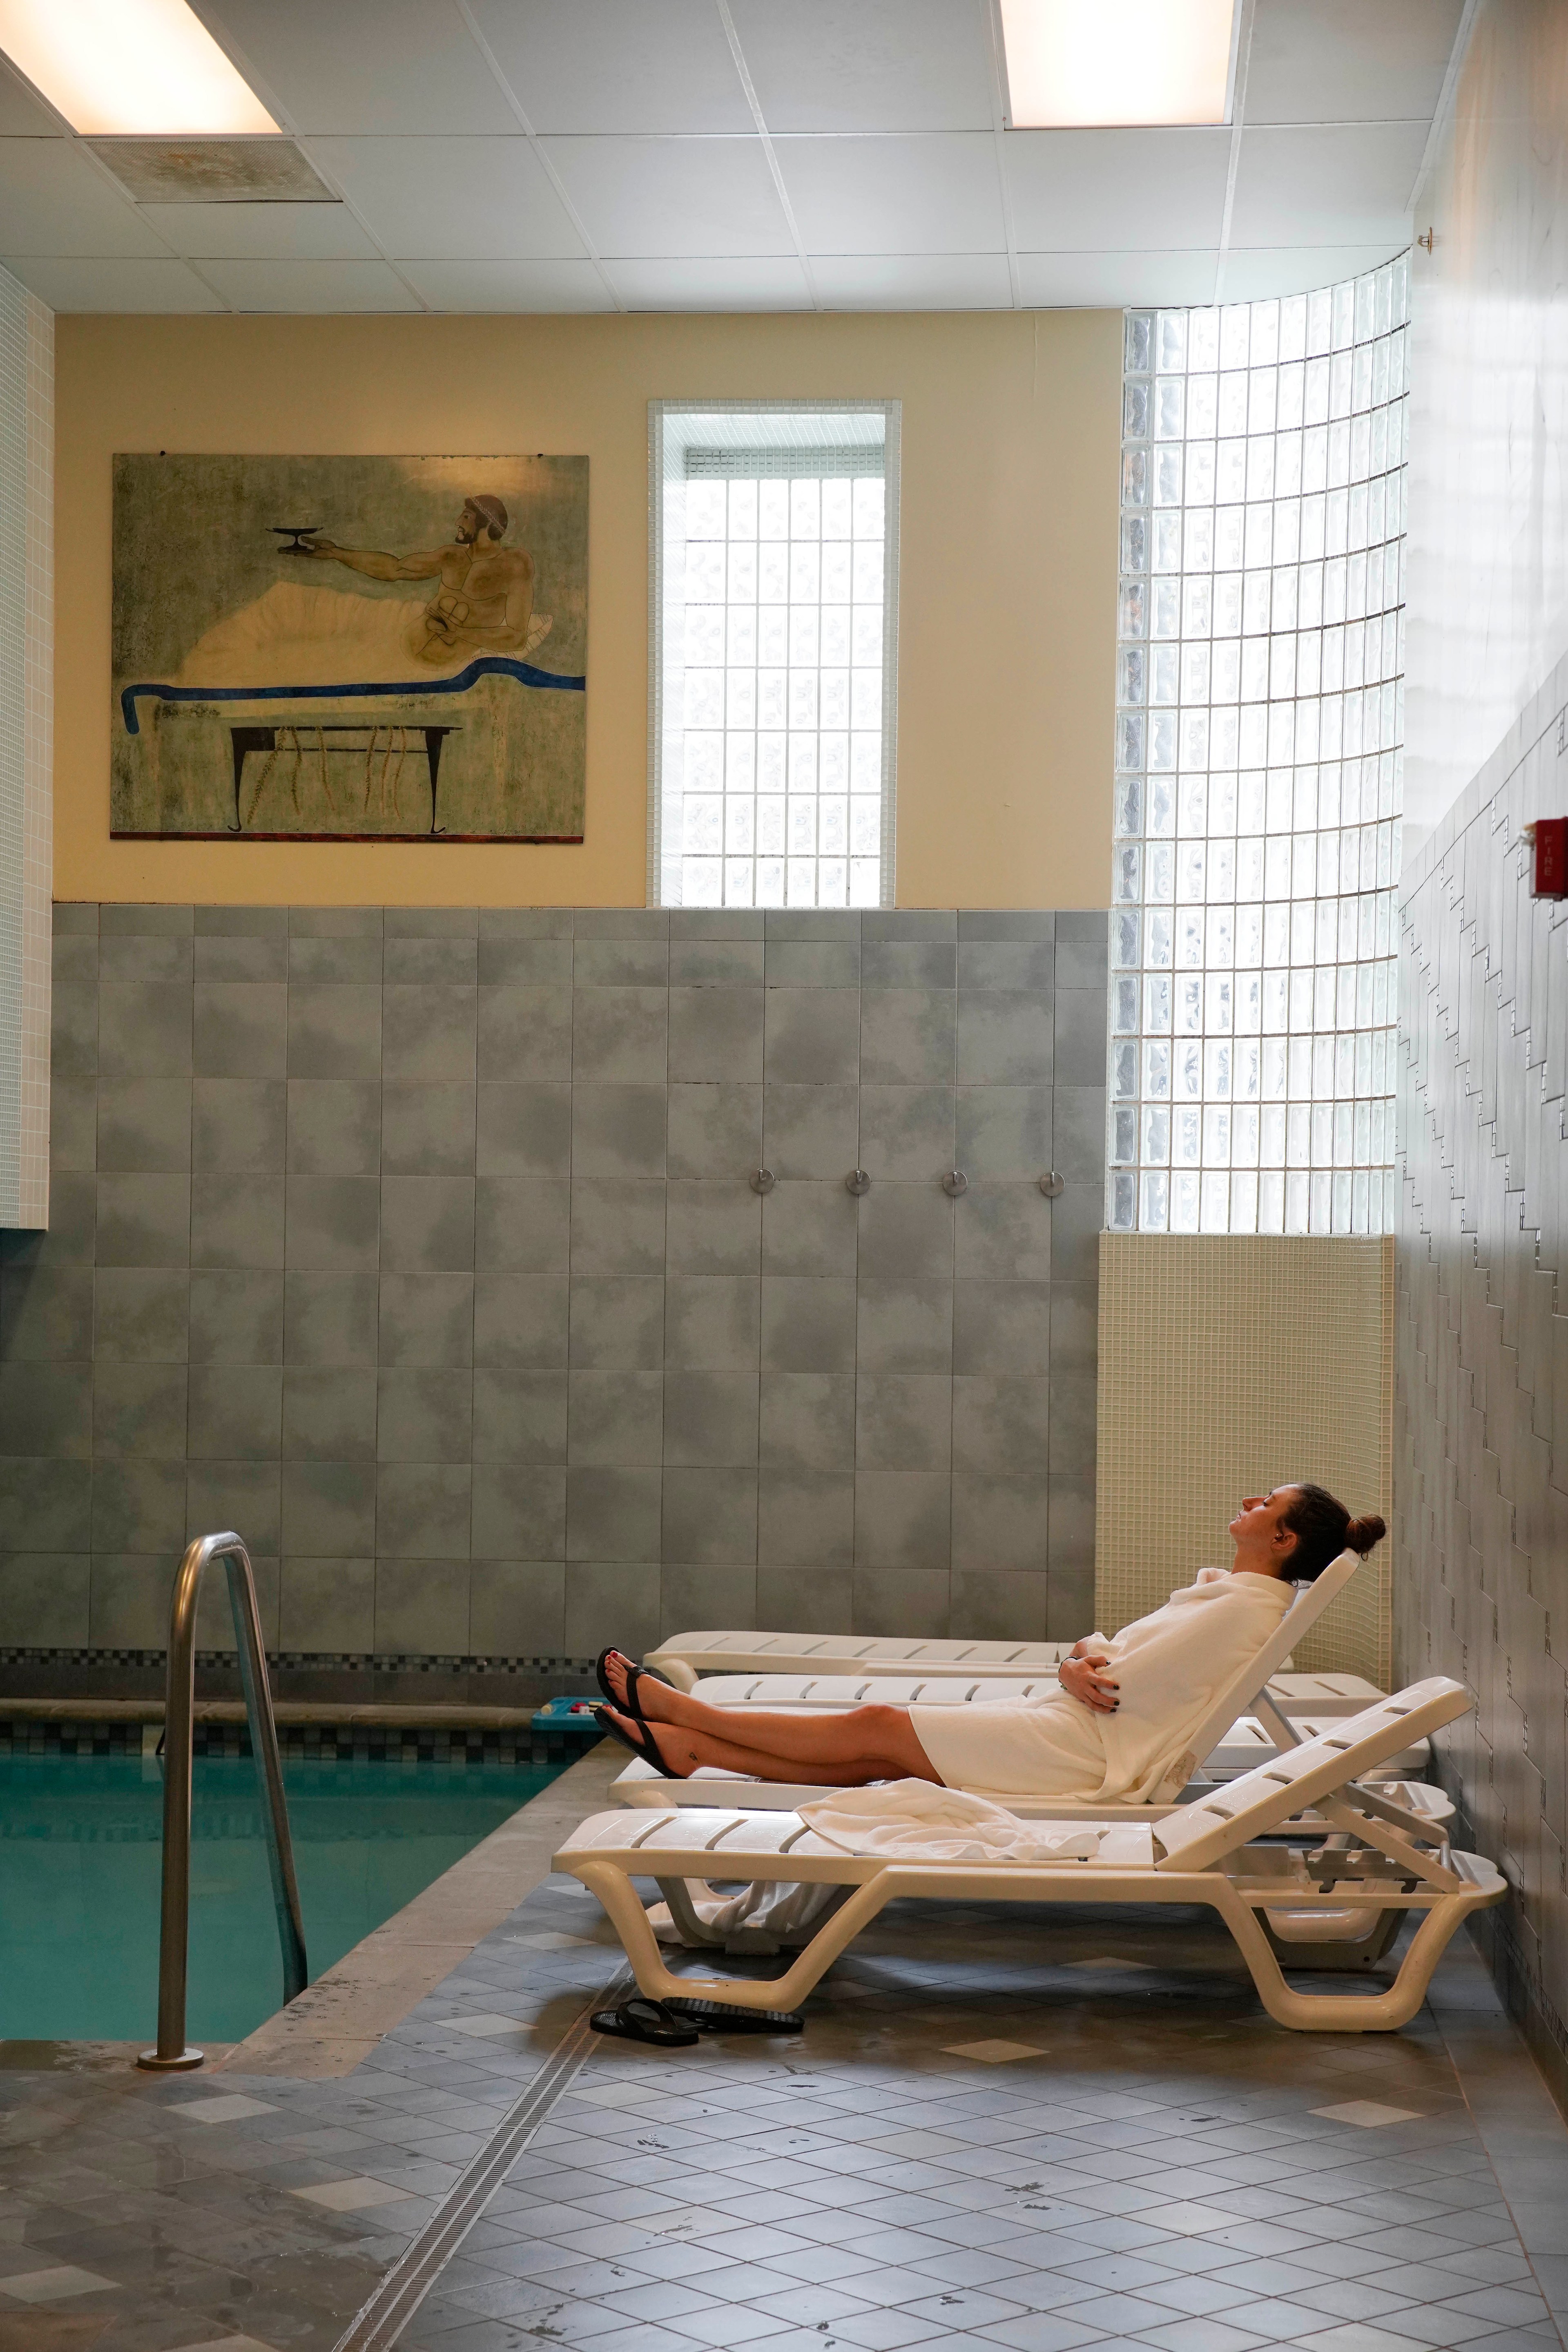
206,1739,623,2082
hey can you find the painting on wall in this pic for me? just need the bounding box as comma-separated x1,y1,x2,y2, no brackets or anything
112,453,587,841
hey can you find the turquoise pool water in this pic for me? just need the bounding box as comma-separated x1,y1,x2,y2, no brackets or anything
0,1751,565,2044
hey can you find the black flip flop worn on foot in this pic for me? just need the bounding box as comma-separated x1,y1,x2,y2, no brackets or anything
591,1704,678,1778
623,1660,674,1723
590,1997,699,2047
595,1647,675,1723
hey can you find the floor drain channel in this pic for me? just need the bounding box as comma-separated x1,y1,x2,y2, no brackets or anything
332,1970,633,2352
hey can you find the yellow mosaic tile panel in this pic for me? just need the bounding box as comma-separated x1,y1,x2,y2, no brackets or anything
1096,1232,1393,1686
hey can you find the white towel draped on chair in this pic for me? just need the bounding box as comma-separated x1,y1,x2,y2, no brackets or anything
797,1781,1105,1863
645,1876,847,1952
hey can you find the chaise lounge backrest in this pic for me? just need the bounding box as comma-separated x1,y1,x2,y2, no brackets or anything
1153,1676,1470,1870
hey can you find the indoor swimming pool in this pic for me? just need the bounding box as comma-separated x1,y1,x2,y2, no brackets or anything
0,1751,566,2044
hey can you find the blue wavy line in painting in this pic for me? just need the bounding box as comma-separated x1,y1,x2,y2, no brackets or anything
120,654,587,736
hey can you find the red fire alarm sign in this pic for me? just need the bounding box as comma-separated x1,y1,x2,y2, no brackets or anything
1530,819,1568,896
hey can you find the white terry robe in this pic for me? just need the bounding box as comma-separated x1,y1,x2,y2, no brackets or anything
908,1567,1294,1802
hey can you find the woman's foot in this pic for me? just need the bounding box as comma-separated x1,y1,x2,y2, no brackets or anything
601,1649,690,1726
600,1704,688,1776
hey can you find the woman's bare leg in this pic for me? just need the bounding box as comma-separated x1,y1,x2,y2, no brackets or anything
604,1652,746,1734
598,1702,940,1786
602,1654,932,1772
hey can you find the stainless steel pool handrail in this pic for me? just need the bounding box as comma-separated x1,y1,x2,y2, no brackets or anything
137,1532,309,2073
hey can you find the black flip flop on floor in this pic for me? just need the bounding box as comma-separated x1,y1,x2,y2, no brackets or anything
590,1997,699,2047
590,1704,678,1778
665,1998,805,2035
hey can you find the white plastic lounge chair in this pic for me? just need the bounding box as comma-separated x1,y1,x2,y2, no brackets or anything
645,1630,1078,1690
676,1668,1378,1717
558,1677,1500,2033
613,1550,1439,1817
646,1630,1383,1717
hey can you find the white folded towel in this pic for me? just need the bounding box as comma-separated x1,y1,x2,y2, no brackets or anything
797,1779,1103,1863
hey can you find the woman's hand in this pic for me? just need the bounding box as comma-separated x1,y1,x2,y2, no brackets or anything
1059,1653,1119,1713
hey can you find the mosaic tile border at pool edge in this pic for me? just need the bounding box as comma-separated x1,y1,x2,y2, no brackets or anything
0,1645,600,1675
0,1642,611,1720
0,1719,597,1764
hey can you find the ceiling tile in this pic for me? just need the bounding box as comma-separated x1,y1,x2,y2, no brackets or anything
777,134,1005,257
1246,0,1465,126
305,137,586,259
196,257,423,310
0,140,172,257
137,201,379,261
603,257,812,310
90,139,335,204
195,0,520,133
0,60,63,135
397,257,615,310
469,0,752,134
727,0,995,132
0,256,224,310
1221,243,1407,300
1004,128,1230,252
542,136,794,258
1229,123,1427,246
813,253,1014,309
1017,249,1219,306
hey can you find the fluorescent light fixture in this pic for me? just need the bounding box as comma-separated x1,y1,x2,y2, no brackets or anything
0,0,277,135
999,0,1238,127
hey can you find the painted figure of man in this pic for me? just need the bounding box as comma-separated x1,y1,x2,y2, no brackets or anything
296,495,536,666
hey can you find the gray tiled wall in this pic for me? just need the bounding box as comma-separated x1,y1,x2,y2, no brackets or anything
0,902,1106,1667
1397,650,1568,2104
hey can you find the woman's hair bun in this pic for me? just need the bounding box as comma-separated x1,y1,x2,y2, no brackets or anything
1345,1512,1387,1555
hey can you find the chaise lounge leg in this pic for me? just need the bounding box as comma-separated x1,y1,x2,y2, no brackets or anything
573,1863,891,2011
1217,1886,1475,2029
653,1876,731,1947
1261,1905,1405,1971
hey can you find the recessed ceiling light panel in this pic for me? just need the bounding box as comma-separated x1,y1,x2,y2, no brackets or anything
999,0,1238,128
0,0,277,136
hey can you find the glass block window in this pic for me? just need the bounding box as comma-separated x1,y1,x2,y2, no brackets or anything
649,402,900,909
1109,259,1408,1237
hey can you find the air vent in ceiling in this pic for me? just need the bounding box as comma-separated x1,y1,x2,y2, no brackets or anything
88,138,337,204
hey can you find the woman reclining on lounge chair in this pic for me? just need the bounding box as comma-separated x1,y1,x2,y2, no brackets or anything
594,1484,1386,1803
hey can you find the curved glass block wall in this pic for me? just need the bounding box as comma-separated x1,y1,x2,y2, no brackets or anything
1109,259,1408,1237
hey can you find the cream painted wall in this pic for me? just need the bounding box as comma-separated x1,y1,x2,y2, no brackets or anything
55,309,1120,909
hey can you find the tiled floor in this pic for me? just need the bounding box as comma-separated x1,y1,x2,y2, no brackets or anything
1,1779,1566,2352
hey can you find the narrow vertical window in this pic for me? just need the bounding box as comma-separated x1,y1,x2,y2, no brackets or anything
1109,263,1408,1236
649,402,900,909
